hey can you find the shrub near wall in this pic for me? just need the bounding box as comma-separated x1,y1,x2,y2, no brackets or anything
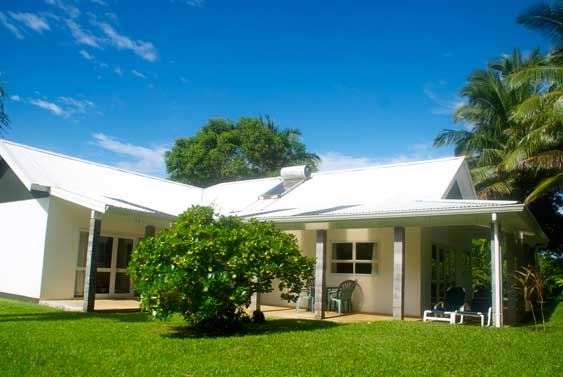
128,206,314,328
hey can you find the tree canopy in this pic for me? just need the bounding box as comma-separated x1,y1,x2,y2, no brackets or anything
165,116,320,187
434,2,563,266
127,206,314,327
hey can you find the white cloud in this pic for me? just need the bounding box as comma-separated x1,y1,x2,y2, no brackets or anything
91,133,167,176
319,143,445,172
58,96,95,114
173,0,206,7
28,98,65,117
9,95,21,102
90,0,108,6
27,95,95,118
45,0,80,18
95,21,158,62
318,152,381,171
79,49,94,60
8,12,50,33
66,19,101,47
113,66,122,75
131,69,146,79
0,12,24,39
423,82,464,116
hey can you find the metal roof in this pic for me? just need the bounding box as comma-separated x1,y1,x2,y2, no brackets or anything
0,140,202,216
0,140,547,243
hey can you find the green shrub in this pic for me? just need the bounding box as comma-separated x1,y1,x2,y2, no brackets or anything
128,206,314,327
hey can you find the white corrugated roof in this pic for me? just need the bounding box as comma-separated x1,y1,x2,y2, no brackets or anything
206,156,469,216
0,140,525,224
240,199,523,221
0,140,202,216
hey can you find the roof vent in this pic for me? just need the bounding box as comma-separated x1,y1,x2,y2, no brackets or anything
260,165,311,199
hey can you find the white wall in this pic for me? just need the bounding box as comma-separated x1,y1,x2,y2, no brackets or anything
262,226,423,317
40,197,171,299
0,197,50,299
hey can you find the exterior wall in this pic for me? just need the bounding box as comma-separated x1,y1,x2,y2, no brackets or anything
262,226,423,317
40,197,171,299
0,161,50,299
0,197,50,299
260,230,317,308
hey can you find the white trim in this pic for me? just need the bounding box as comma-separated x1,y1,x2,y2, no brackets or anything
262,204,526,223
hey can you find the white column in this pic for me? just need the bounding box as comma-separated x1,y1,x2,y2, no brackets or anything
490,213,503,327
393,227,405,320
314,230,327,320
83,210,101,312
250,277,261,312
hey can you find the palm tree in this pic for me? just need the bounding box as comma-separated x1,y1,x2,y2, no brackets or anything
434,49,544,201
498,2,563,201
0,82,9,136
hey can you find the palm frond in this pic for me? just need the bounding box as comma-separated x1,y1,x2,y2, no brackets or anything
509,66,563,88
526,172,563,202
478,180,514,199
518,2,563,48
523,150,563,170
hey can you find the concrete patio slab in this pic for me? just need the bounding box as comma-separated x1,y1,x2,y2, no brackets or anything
40,299,140,312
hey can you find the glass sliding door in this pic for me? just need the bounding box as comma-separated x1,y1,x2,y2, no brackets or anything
114,238,133,294
430,244,457,305
74,233,137,298
95,236,113,294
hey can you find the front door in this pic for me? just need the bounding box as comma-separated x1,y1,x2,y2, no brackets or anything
74,232,137,298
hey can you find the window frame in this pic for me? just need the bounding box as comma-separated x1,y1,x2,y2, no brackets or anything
330,241,379,275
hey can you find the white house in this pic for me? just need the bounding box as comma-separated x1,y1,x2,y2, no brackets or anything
0,140,547,327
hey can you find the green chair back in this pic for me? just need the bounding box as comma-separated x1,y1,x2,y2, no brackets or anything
338,280,356,301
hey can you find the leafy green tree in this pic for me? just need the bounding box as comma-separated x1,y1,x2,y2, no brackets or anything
128,206,314,327
165,116,320,187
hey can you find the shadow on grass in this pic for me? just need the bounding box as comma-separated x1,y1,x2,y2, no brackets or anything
165,318,341,339
0,310,151,323
511,300,562,331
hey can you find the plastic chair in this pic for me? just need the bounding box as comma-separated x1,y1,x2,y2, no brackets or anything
329,280,357,315
423,286,466,324
296,278,315,312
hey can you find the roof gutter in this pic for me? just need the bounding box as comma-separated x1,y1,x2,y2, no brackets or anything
256,203,526,223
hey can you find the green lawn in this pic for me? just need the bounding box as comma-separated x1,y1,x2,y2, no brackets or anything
1,299,562,376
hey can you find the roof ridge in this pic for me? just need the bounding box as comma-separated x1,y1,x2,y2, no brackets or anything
206,175,281,189
313,156,465,176
0,139,203,191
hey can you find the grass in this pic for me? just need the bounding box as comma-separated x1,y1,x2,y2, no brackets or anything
1,299,562,376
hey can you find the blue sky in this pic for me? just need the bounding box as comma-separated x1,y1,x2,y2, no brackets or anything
1,0,548,176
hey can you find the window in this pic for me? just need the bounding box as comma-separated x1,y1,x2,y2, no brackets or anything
331,242,377,275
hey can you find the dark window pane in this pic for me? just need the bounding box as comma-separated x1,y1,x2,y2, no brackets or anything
332,262,353,274
74,271,85,297
115,272,130,293
77,232,88,268
356,243,374,260
355,263,372,274
117,238,133,269
333,243,352,260
95,272,110,293
96,237,113,268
